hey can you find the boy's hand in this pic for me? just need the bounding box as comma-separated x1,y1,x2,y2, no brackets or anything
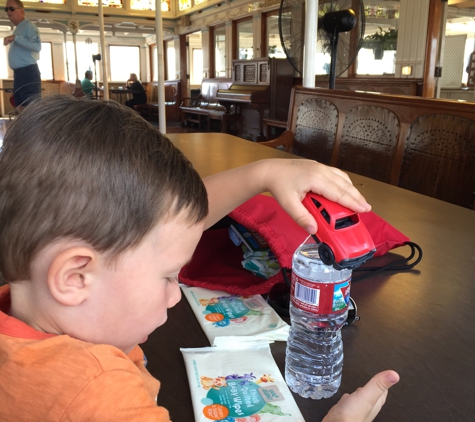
262,159,371,234
322,370,400,422
203,158,372,232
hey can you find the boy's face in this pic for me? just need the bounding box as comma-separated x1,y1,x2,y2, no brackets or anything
84,210,204,354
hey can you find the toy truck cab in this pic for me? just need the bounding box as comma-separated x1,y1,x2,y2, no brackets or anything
302,193,376,270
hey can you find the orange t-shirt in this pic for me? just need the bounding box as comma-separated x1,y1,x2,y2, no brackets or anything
0,285,171,421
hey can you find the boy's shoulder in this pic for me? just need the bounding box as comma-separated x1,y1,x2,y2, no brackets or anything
0,304,164,420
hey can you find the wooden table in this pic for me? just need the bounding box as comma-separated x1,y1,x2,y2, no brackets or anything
142,133,475,422
108,88,141,105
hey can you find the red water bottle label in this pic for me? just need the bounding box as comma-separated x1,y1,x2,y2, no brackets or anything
290,273,351,314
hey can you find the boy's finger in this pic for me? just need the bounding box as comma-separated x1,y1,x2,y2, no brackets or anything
361,370,400,400
277,198,319,234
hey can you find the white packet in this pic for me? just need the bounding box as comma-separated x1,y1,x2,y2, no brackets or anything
181,342,305,422
180,284,289,346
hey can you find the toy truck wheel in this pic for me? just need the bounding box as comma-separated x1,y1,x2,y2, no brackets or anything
318,243,335,266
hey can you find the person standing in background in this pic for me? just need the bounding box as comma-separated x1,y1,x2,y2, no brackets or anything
125,73,147,108
3,0,41,112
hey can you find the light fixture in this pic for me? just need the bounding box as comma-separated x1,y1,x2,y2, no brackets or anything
402,65,413,76
161,0,169,12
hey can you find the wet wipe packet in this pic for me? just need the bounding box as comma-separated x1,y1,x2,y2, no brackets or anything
181,284,289,346
181,342,305,422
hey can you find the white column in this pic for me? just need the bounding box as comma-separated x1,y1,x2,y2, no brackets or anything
98,0,109,100
64,32,70,82
155,0,166,134
303,0,318,88
72,33,79,83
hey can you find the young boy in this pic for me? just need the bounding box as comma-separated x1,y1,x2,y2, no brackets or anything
0,95,398,421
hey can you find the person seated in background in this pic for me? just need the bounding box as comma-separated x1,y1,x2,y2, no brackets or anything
0,95,399,421
81,70,101,98
125,72,147,108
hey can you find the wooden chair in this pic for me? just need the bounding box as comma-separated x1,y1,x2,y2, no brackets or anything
259,97,338,159
336,105,400,184
292,98,339,164
399,114,475,209
134,80,181,122
179,78,233,131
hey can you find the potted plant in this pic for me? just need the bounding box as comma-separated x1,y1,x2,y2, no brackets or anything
362,27,398,60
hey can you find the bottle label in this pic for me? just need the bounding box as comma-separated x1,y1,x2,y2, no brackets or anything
290,273,351,314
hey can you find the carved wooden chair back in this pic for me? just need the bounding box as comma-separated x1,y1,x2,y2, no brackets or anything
336,105,400,184
399,114,475,209
291,97,339,164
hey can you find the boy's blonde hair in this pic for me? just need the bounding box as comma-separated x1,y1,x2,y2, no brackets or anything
0,95,208,282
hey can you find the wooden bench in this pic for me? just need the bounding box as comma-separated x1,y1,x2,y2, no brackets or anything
261,86,475,209
180,78,240,133
315,77,423,96
134,80,181,122
264,78,423,141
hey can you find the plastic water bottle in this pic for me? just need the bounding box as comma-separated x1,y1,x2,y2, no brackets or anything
285,236,352,399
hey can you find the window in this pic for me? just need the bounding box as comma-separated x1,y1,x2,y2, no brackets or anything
109,46,140,81
356,49,396,75
191,49,203,85
214,26,226,77
65,40,100,82
167,41,177,80
0,43,8,79
22,0,65,3
130,0,170,11
178,0,191,11
37,42,53,80
357,1,400,76
153,42,176,81
265,14,286,59
152,45,158,81
236,19,253,60
77,0,123,7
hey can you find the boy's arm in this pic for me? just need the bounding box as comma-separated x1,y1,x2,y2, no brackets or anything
322,370,400,422
203,159,371,232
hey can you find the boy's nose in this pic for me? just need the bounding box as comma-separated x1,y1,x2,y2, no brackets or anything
167,281,182,309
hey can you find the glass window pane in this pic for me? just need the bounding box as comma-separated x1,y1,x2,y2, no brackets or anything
167,41,176,80
356,48,396,75
152,44,174,81
110,46,140,81
0,43,8,79
214,26,226,77
130,0,170,11
65,40,100,82
266,15,286,58
191,49,203,85
179,0,191,11
23,0,65,3
237,20,253,60
37,42,53,80
77,0,123,7
357,1,399,76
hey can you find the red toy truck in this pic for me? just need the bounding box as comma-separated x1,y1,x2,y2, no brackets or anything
302,193,376,270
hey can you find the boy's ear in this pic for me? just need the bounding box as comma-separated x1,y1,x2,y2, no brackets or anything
47,247,96,306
